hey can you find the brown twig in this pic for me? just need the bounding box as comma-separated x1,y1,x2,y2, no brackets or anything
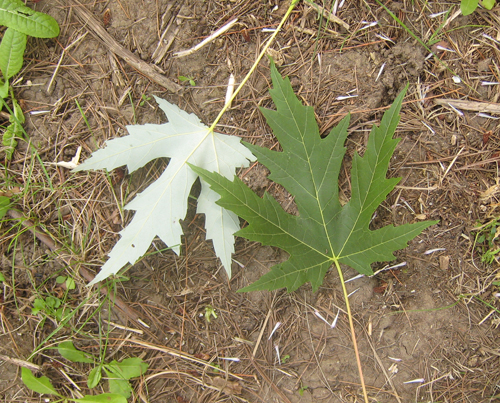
434,98,500,114
70,0,182,93
0,354,41,372
304,0,350,30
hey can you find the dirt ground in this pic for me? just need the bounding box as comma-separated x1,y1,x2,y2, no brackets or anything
1,0,500,402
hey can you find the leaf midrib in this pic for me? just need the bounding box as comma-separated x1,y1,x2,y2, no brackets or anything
97,126,214,260
275,85,335,260
0,3,57,36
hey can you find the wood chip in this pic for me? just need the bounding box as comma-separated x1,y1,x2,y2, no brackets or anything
434,98,500,114
439,255,450,271
307,2,349,30
174,18,238,58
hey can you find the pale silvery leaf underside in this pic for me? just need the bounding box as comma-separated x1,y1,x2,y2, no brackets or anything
74,97,255,285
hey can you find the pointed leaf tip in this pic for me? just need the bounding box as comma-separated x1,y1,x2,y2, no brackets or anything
21,367,59,396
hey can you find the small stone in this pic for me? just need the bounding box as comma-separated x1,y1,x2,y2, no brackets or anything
468,356,479,367
478,58,491,72
439,255,450,271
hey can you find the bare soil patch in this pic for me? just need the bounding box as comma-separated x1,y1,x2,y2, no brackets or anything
1,1,499,402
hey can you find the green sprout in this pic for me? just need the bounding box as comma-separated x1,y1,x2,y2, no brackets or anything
178,75,196,86
473,218,500,264
139,94,151,106
56,275,76,290
204,305,217,323
281,354,290,364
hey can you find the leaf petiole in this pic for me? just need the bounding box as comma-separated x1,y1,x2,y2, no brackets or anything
334,259,369,402
208,0,300,133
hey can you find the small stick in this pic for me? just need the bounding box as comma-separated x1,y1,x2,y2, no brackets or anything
127,339,244,380
71,0,182,93
225,74,236,108
0,354,41,372
102,319,144,334
305,0,350,30
434,98,500,114
441,146,464,184
47,32,88,95
152,24,180,64
252,309,271,357
174,18,238,58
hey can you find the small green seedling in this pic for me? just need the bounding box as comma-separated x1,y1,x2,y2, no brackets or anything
472,218,500,264
178,75,196,86
139,94,151,106
460,0,496,15
482,247,500,265
55,275,76,290
204,305,218,322
210,363,221,373
298,385,308,396
1,93,24,159
31,275,77,327
21,340,149,401
281,354,290,364
0,0,59,159
32,295,70,328
0,273,5,282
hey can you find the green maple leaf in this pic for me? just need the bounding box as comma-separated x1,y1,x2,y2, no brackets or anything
192,61,437,292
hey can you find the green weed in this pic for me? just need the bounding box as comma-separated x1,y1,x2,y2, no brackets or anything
178,75,196,86
210,363,221,373
55,340,148,398
0,0,59,159
472,218,500,264
22,275,148,401
204,304,218,323
461,0,495,15
139,94,151,106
